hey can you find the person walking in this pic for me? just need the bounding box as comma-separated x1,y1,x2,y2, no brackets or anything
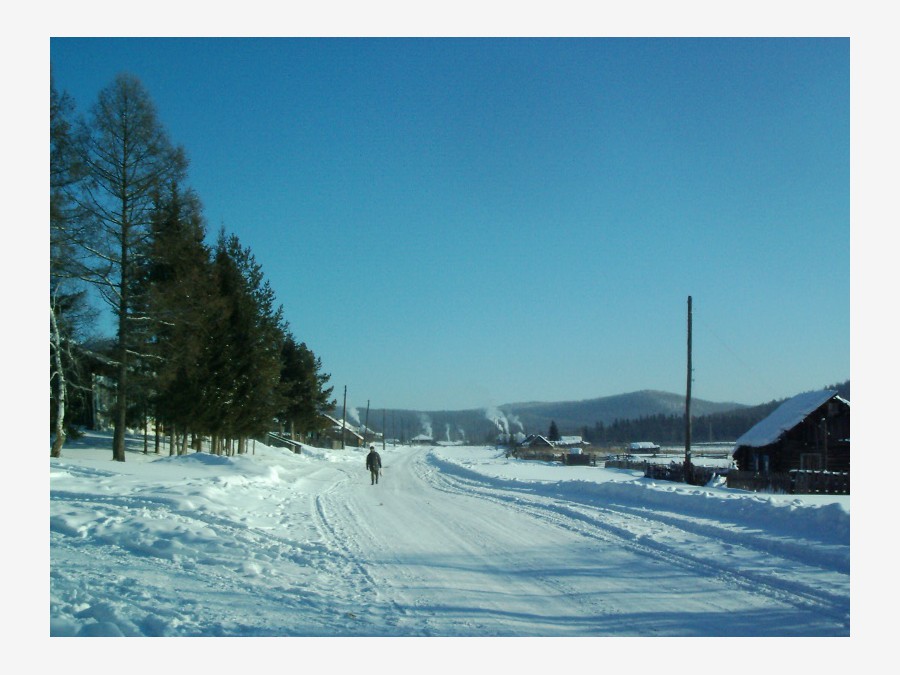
365,445,382,485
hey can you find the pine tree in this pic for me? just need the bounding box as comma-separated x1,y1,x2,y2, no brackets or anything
206,231,286,450
548,420,560,441
141,180,219,450
278,333,335,441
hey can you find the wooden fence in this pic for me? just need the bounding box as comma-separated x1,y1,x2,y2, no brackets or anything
510,450,599,465
604,456,710,479
264,432,304,454
644,462,724,486
562,453,596,466
511,448,851,494
727,469,849,494
791,470,850,494
604,457,649,471
640,465,849,494
509,450,559,463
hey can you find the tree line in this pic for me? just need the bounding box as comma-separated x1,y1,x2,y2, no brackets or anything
576,380,849,446
51,72,335,461
578,409,777,446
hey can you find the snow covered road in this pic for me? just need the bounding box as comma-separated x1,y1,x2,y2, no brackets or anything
49,435,850,637
317,446,849,636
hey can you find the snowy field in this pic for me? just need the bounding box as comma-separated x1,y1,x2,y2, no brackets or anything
48,430,854,645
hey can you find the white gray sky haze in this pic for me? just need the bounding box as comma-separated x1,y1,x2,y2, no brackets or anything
45,26,854,412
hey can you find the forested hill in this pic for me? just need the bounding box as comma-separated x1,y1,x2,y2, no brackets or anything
339,382,850,447
339,390,744,445
502,390,743,435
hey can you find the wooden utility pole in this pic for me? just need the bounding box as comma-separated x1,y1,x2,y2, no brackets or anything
363,400,371,447
684,295,693,483
341,385,347,450
382,409,386,452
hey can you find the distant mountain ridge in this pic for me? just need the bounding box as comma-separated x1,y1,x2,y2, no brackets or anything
498,389,746,435
338,389,751,445
337,381,849,445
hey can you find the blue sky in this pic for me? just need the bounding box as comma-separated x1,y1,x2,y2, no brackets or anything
49,37,849,412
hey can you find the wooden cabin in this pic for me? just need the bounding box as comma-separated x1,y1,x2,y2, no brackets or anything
314,413,365,449
732,390,850,473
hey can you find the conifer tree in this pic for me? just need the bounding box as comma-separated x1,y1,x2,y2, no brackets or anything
278,333,335,441
548,420,560,442
74,73,187,461
206,231,286,450
141,180,219,450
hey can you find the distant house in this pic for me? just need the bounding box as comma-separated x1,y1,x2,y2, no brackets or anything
316,413,365,449
514,434,594,464
732,390,850,473
61,339,118,431
513,435,557,462
410,434,435,446
628,441,660,454
517,434,589,450
91,374,116,431
519,435,554,449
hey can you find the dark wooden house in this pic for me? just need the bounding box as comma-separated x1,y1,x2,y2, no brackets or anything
519,434,554,449
313,413,365,449
732,389,850,473
512,435,557,461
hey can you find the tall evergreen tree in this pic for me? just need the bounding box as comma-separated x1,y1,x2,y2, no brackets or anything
139,179,218,450
278,332,335,441
74,73,187,461
548,420,560,441
206,231,286,449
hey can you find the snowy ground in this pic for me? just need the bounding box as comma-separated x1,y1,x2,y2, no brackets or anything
49,430,852,644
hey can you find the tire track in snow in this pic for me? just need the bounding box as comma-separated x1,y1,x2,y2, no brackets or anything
422,454,849,630
315,449,627,636
52,469,378,635
310,467,425,634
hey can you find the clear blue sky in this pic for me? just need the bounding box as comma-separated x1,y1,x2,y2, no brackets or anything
49,37,849,411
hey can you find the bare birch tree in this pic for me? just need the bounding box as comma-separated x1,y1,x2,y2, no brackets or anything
51,74,93,457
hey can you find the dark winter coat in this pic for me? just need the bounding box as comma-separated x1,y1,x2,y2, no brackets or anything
366,451,382,472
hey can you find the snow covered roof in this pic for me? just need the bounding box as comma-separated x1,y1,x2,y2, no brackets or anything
629,442,660,451
733,390,848,451
321,413,363,440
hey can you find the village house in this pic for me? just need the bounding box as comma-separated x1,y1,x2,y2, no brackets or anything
732,389,850,473
513,434,594,464
517,434,588,450
628,441,661,454
313,413,365,449
518,434,554,449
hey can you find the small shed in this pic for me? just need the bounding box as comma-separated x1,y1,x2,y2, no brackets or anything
628,442,660,454
732,389,850,473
